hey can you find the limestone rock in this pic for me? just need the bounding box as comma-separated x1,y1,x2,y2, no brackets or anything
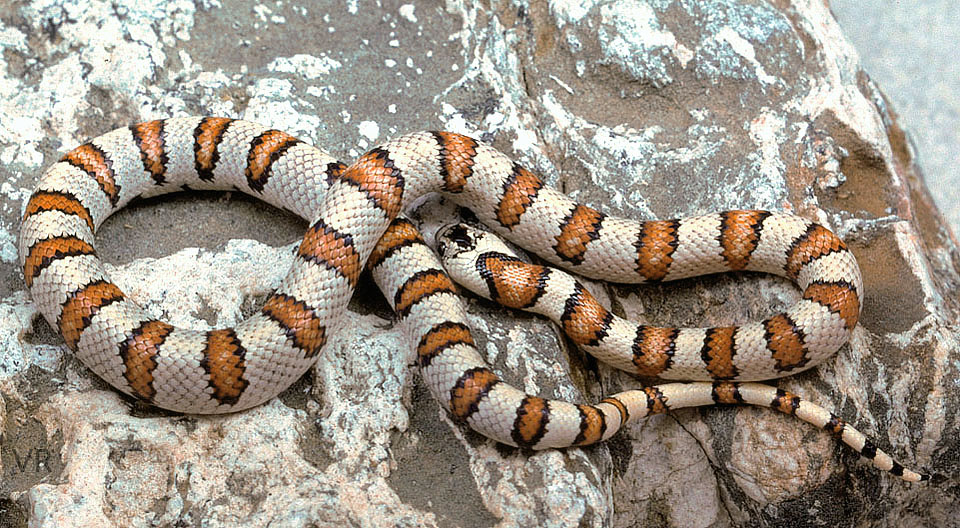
0,0,956,526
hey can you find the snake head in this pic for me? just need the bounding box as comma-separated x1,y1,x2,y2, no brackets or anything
436,223,478,257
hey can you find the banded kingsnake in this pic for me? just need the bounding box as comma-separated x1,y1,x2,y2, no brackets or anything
18,117,927,482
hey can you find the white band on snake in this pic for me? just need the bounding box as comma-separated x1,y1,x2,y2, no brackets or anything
18,117,927,481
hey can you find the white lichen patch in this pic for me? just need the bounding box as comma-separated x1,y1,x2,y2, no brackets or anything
27,390,434,527
244,79,324,142
691,0,793,88
105,239,293,329
398,4,417,24
451,420,609,528
744,110,788,203
358,120,380,143
268,53,343,80
0,291,63,383
597,0,677,86
26,0,200,95
549,0,599,26
312,312,412,465
438,102,475,137
0,0,207,160
0,225,17,264
715,27,777,86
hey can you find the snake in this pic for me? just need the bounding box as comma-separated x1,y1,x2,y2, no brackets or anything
18,116,926,482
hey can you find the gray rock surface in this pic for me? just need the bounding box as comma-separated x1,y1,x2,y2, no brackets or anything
831,0,960,238
0,1,957,526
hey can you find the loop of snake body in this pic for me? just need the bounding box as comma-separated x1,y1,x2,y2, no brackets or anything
18,117,926,481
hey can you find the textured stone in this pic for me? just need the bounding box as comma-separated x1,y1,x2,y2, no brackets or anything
0,0,957,527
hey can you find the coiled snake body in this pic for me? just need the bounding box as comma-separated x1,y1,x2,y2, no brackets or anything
19,117,926,481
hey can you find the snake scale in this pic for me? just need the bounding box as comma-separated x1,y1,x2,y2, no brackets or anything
18,116,926,482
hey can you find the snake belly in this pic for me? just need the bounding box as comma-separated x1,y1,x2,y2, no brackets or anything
18,117,924,481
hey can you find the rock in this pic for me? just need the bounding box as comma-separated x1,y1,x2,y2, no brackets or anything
0,0,956,526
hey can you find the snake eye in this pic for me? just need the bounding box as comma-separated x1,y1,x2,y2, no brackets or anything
444,224,474,249
447,224,471,245
437,224,476,256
